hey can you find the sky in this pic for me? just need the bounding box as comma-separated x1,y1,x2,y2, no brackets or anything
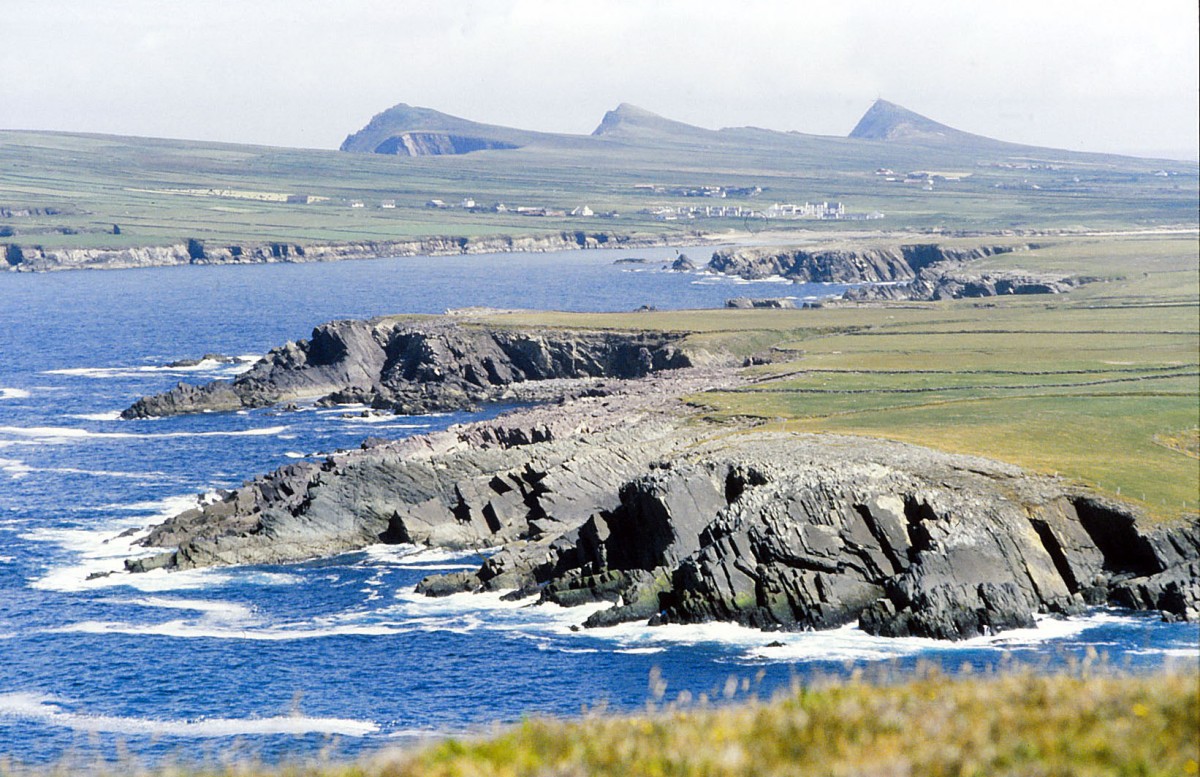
2,0,1197,160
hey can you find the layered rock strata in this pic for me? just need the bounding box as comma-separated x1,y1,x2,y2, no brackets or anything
706,244,1015,283
841,262,1079,302
122,363,1200,639
3,231,696,272
122,319,693,419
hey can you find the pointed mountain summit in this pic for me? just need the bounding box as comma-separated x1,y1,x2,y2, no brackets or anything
849,99,992,146
591,103,713,140
340,102,556,156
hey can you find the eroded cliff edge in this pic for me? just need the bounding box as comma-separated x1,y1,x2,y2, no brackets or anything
3,231,694,272
119,346,1200,640
122,318,694,419
703,243,1081,301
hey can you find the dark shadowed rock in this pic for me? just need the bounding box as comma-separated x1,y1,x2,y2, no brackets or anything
725,297,795,309
670,254,696,272
123,388,1199,639
122,318,693,419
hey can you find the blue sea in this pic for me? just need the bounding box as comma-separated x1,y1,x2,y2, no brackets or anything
0,247,1195,768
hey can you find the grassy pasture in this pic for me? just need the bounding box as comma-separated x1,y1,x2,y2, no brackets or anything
1,127,1196,252
475,235,1200,522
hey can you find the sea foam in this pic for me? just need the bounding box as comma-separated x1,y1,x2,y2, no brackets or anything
0,424,290,444
0,692,378,737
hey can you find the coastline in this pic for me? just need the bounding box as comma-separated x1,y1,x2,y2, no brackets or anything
113,314,1200,640
5,225,1195,274
1,230,716,273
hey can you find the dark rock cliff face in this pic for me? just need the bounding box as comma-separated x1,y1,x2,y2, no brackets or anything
122,319,693,419
704,243,1081,302
706,244,1015,284
122,372,1200,639
842,262,1079,302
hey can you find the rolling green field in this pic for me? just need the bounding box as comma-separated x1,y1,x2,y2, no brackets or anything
1,120,1196,253
481,233,1200,523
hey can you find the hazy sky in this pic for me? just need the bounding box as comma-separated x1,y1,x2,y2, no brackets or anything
3,1,1197,159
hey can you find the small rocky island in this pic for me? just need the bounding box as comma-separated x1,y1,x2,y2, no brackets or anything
119,312,1199,641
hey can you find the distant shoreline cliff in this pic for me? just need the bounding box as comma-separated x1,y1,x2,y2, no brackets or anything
2,231,709,272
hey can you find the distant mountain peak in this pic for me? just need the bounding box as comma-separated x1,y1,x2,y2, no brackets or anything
849,99,970,143
592,103,706,138
340,101,546,156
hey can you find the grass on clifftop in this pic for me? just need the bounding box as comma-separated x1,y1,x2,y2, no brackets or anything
37,667,1199,777
485,234,1200,523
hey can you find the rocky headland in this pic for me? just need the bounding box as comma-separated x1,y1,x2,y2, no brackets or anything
702,243,1081,301
118,317,1200,640
122,318,694,419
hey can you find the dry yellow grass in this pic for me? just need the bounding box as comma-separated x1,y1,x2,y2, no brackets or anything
35,667,1196,777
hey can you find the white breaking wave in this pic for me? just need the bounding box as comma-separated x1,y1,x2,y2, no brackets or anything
0,388,31,400
120,596,258,621
389,588,611,637
67,410,123,421
44,356,260,380
361,543,492,566
48,619,411,641
0,458,172,481
0,424,289,444
21,493,210,592
578,612,1138,663
0,457,34,479
0,692,378,737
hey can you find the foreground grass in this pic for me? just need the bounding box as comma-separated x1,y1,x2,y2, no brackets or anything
34,668,1198,777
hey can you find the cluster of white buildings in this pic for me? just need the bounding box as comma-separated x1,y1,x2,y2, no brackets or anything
642,201,882,222
423,198,603,218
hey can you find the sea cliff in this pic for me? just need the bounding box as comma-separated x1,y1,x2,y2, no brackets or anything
122,318,693,418
3,231,699,272
703,243,1080,301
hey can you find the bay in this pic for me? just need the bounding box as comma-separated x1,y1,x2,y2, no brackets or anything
0,247,1194,768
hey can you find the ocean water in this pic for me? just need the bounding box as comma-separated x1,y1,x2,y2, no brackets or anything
0,247,1195,768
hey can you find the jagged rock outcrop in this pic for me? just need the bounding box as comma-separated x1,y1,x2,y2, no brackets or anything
124,367,737,572
706,244,1016,284
842,262,1079,302
122,362,1200,639
725,297,795,309
670,254,696,272
702,243,1083,302
122,319,693,419
433,433,1199,639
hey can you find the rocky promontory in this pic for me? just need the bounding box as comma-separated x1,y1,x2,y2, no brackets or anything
702,243,1079,302
119,325,1200,639
122,318,694,419
706,243,1015,284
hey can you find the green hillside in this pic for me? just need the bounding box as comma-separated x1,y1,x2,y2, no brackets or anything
2,101,1195,253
